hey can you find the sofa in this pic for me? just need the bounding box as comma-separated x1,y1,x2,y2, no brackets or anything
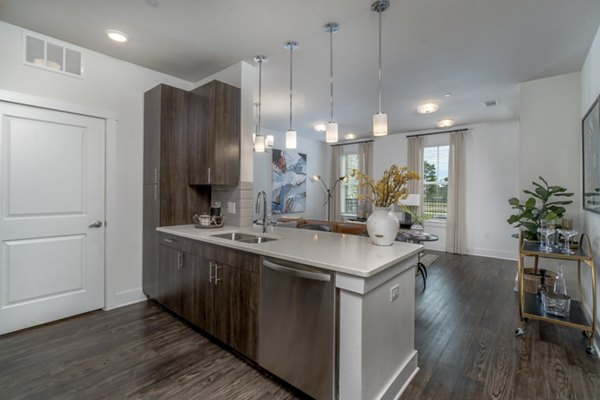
276,217,367,236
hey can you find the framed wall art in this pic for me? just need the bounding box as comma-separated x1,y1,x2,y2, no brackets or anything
583,93,600,214
272,148,307,214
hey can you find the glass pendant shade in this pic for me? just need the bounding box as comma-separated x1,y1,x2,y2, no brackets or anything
285,129,297,149
373,112,388,136
254,135,265,152
266,135,274,148
326,122,338,143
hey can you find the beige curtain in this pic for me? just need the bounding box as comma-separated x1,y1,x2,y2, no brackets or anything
330,146,343,221
446,131,467,254
357,142,373,218
407,136,424,212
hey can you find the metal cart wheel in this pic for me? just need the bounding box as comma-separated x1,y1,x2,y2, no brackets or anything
582,330,593,339
515,328,525,337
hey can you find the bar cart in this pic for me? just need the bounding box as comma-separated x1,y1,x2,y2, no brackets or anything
515,230,597,355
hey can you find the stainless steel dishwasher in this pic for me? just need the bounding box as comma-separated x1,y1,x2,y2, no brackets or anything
259,257,336,400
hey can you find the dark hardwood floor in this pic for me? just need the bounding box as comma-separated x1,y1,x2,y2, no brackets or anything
1,253,598,399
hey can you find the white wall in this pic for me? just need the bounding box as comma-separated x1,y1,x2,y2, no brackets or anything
253,129,330,221
465,121,520,259
373,134,408,179
0,21,193,308
371,121,520,257
520,72,582,225
519,72,583,293
581,25,600,339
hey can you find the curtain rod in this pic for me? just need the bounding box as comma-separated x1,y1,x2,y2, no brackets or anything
331,139,374,147
406,128,468,138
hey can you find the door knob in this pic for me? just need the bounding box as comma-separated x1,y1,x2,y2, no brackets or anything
89,220,103,228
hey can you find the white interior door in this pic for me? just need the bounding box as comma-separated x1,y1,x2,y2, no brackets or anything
0,101,105,335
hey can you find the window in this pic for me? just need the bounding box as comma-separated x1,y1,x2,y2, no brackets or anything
341,153,359,215
423,145,449,219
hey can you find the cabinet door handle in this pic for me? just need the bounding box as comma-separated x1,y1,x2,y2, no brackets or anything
209,261,216,283
154,168,159,184
215,265,222,285
154,183,158,200
163,238,177,244
177,252,184,270
208,167,211,184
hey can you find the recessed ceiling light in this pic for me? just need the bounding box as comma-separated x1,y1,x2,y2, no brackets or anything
314,123,327,132
437,119,455,128
417,102,439,114
444,93,452,97
106,30,128,43
344,133,356,140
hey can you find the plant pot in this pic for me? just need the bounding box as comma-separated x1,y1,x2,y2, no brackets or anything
410,223,424,233
367,206,399,246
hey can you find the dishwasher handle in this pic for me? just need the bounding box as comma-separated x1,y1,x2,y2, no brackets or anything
262,259,331,282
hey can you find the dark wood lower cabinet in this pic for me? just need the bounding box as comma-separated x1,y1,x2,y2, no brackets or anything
212,262,259,359
158,244,184,315
184,254,213,331
157,233,259,360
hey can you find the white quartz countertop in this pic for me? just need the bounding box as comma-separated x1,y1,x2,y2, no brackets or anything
157,224,422,278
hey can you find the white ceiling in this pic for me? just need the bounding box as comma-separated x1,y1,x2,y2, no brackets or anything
1,0,599,140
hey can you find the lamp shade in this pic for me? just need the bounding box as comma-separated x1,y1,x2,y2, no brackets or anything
373,112,388,136
326,122,338,143
254,135,265,152
285,129,297,149
266,135,274,148
398,194,420,206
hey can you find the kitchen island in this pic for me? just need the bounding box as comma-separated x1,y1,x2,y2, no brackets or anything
154,224,422,400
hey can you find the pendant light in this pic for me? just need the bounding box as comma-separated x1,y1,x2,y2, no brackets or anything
253,55,267,152
285,41,298,149
372,0,389,136
324,22,340,143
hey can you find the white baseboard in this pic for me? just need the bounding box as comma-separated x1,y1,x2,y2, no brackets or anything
423,242,445,252
377,350,419,400
467,246,517,261
105,288,147,310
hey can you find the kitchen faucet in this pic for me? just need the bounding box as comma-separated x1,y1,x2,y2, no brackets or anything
255,190,268,234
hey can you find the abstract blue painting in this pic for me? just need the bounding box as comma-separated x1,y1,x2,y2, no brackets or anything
272,149,307,214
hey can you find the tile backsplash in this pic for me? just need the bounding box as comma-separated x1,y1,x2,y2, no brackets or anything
211,181,254,227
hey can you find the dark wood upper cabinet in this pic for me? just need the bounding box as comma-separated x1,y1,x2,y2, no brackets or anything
188,80,241,185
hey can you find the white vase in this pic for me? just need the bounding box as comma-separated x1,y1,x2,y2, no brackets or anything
367,206,399,246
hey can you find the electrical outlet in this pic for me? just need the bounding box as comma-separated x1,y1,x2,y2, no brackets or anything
228,202,236,215
390,284,400,302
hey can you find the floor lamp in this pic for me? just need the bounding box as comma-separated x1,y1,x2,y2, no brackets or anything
312,175,348,221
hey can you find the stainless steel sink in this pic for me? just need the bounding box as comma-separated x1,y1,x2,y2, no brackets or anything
238,236,277,244
212,232,257,241
211,232,277,244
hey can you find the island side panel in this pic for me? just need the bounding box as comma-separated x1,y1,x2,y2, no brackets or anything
338,255,419,400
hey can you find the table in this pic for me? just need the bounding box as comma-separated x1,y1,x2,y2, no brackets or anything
396,231,439,289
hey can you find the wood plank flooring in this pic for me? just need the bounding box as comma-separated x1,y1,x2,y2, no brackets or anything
1,253,598,399
403,252,600,400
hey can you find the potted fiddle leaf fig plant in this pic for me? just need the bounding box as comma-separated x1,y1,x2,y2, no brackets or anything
507,176,573,241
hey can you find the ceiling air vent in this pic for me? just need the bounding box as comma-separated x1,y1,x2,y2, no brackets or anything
22,31,84,78
484,99,497,107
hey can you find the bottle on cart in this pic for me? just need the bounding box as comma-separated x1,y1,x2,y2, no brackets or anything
555,265,567,296
542,264,571,318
